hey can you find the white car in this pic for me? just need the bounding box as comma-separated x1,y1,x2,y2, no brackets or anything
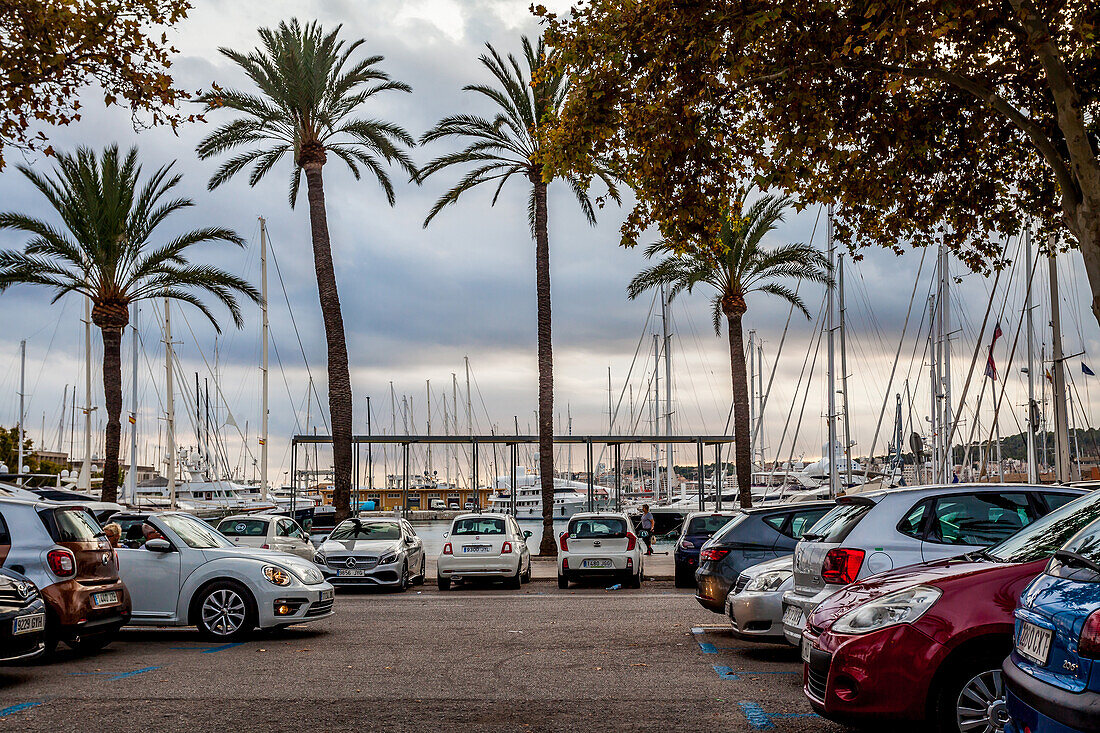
215,514,315,561
558,512,643,589
437,513,532,590
314,517,426,590
112,512,334,640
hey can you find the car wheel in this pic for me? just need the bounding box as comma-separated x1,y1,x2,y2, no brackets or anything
628,570,642,589
414,557,426,585
934,652,1009,733
557,573,569,589
437,577,451,591
396,561,410,592
505,565,522,589
195,581,256,641
521,560,531,583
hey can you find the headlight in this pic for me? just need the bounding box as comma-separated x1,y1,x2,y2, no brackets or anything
314,553,326,565
744,569,792,593
832,585,942,635
282,561,324,585
263,565,292,586
378,552,397,565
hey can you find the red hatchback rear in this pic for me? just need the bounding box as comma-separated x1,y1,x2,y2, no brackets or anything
801,490,1100,733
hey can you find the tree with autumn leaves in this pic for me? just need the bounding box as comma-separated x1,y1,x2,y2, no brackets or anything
541,1,1100,320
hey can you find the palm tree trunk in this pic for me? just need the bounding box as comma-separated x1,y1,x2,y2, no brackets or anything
726,312,752,508
533,178,557,556
303,162,353,522
100,325,123,503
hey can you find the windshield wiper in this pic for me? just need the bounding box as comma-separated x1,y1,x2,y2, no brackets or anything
1054,549,1100,575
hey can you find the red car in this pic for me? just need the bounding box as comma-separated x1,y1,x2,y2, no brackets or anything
801,490,1100,733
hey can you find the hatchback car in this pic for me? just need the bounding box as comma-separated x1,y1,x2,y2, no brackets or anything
558,512,643,589
783,484,1082,645
314,517,425,590
800,487,1100,733
216,514,315,561
675,511,739,587
0,567,46,662
113,511,333,640
695,502,833,613
437,513,532,590
1004,515,1100,733
725,555,795,643
0,497,131,653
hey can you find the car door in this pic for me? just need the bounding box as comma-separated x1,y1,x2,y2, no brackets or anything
283,519,313,560
273,519,298,553
115,540,182,620
401,520,422,567
919,491,1035,563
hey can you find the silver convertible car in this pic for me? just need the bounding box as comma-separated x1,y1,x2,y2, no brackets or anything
314,517,426,590
112,512,334,640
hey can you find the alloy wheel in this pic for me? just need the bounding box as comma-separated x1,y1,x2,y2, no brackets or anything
956,669,1007,733
201,589,247,636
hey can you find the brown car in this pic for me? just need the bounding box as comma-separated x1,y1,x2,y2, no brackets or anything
0,497,131,653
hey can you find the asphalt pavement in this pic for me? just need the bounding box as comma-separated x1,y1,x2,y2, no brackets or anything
0,580,847,732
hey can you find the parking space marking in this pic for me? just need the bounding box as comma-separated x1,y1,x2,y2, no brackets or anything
712,665,800,681
0,702,44,719
108,666,161,680
202,643,244,654
699,642,748,653
167,642,244,653
737,702,819,730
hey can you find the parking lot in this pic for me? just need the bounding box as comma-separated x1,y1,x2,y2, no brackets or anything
0,580,843,732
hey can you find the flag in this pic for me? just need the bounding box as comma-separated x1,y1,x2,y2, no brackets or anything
984,321,1003,380
1045,369,1053,383
1084,363,1096,376
128,413,136,425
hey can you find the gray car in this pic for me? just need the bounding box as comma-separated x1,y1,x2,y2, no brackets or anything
781,482,1085,645
315,517,426,590
725,554,794,644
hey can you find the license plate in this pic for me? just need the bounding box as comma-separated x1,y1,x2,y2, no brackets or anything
93,591,119,607
336,569,367,576
320,589,334,601
801,634,813,663
783,604,805,629
1017,621,1053,665
464,546,490,553
583,559,613,568
14,613,45,635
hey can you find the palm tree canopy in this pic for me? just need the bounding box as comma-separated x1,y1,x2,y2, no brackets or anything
627,193,831,332
418,35,620,230
0,144,259,330
196,18,417,207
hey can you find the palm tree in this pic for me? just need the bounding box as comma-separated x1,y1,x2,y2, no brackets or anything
627,193,830,508
196,19,417,521
418,36,619,555
0,144,259,503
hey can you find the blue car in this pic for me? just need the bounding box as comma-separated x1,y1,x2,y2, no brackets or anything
1004,515,1100,733
674,511,739,587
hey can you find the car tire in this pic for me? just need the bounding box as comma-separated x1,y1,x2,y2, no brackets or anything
414,557,426,585
194,581,256,641
505,565,522,590
932,650,1008,733
396,561,410,592
628,570,642,589
521,560,532,583
557,573,569,589
437,577,451,591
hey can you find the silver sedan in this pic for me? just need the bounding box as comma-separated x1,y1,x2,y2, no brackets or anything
725,555,794,644
314,517,426,591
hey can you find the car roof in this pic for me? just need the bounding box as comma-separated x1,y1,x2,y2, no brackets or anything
684,510,741,520
570,511,628,519
742,500,835,514
838,482,1082,504
341,516,400,522
453,512,509,520
218,514,274,522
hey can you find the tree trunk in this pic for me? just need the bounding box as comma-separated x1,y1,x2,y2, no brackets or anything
533,178,558,556
99,325,123,503
303,162,353,522
726,312,752,508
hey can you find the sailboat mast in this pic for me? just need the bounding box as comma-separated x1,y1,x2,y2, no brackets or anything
426,379,432,480
1049,247,1071,481
18,339,25,485
662,283,673,500
839,254,852,485
465,356,472,489
748,329,756,467
652,334,659,495
81,296,93,490
941,244,953,480
164,299,176,509
826,205,839,495
1025,224,1038,482
259,217,270,498
928,296,938,484
126,307,139,502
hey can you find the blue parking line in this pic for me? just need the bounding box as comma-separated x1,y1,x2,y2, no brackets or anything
738,701,818,729
699,641,749,653
0,702,44,719
202,643,243,654
713,665,800,681
108,666,160,680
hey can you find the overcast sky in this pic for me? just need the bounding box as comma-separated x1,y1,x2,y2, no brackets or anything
1,0,1098,486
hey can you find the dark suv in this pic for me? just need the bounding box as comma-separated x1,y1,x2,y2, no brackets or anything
675,511,740,587
695,502,833,612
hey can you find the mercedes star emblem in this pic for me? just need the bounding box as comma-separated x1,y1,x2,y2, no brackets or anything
345,557,357,569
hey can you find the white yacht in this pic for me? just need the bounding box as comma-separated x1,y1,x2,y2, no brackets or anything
487,467,609,518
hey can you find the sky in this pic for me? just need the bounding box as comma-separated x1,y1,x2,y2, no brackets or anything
1,0,1098,486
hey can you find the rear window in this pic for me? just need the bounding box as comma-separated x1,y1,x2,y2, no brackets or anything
686,515,735,536
217,519,269,537
44,508,103,542
988,491,1100,563
806,503,870,543
709,513,749,543
570,517,627,538
452,517,505,535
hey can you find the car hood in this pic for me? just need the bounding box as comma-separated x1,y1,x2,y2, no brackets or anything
198,546,324,583
319,538,402,555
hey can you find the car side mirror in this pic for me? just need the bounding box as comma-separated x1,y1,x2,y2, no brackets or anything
524,531,533,539
146,538,173,553
442,532,448,538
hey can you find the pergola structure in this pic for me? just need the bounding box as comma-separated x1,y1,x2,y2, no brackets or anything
289,434,737,514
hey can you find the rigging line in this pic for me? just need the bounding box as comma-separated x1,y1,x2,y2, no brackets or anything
752,283,800,455
773,291,828,471
27,294,72,417
778,307,826,495
265,229,330,432
901,267,938,435
606,288,660,433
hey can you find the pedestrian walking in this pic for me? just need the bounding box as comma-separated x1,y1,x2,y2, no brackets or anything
640,504,655,555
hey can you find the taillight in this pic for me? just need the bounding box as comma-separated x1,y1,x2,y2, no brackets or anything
47,548,76,577
501,542,513,554
443,542,453,555
700,548,730,562
821,548,865,584
260,543,269,549
626,532,637,551
559,533,569,552
1079,610,1100,659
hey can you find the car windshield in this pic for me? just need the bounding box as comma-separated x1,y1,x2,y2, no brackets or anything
217,519,269,537
329,521,401,541
49,508,103,542
686,515,735,535
985,491,1100,563
570,517,627,538
452,517,506,535
805,503,871,542
1058,517,1100,564
161,514,234,549
709,513,749,542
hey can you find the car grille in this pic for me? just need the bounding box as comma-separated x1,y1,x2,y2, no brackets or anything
0,587,28,605
306,599,334,616
324,555,378,570
805,652,831,702
731,574,750,595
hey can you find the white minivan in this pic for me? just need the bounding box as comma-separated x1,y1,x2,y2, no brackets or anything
558,512,643,589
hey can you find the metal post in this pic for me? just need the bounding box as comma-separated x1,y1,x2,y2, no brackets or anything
715,444,722,511
402,442,410,514
289,439,296,516
586,438,594,512
697,439,705,511
614,443,622,512
471,439,479,509
509,443,517,516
